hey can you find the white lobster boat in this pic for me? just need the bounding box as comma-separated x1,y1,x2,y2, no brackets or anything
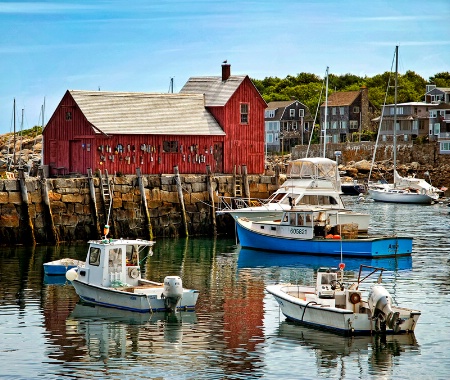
66,238,199,313
267,265,420,335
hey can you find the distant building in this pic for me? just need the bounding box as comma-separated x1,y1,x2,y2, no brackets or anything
264,99,313,152
425,85,450,154
376,102,430,142
43,64,267,176
320,87,377,143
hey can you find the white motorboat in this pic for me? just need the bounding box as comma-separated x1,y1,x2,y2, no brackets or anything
267,265,420,335
218,157,370,233
66,238,199,313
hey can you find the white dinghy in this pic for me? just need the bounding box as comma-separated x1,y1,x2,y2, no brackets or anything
66,238,199,313
267,265,420,335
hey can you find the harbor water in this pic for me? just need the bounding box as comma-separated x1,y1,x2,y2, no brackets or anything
0,197,449,379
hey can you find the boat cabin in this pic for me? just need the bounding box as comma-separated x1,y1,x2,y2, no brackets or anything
279,207,359,239
78,239,154,287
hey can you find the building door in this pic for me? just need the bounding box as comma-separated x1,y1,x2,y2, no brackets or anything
213,142,223,173
69,140,82,174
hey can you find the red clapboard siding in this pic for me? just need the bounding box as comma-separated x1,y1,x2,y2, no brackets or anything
43,76,266,176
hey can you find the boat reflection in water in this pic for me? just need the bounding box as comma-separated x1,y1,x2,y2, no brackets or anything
277,321,420,373
67,302,198,360
237,247,413,272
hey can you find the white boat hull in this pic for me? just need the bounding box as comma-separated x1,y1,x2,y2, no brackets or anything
368,188,436,204
267,284,420,335
72,279,199,313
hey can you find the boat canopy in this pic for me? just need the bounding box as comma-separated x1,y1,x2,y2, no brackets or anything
287,158,340,188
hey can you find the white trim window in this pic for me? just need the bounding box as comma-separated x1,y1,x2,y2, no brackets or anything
299,109,304,117
349,120,358,130
240,103,249,124
290,109,295,117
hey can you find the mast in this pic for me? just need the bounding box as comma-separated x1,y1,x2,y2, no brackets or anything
393,45,398,186
13,98,16,167
323,66,329,157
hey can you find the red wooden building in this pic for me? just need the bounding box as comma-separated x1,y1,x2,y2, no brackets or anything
43,64,267,176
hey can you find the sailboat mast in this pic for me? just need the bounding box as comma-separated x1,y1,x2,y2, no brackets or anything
323,66,329,157
13,98,16,167
393,45,398,185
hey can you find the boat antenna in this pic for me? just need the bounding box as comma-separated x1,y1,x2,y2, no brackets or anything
323,66,329,158
306,70,326,158
338,211,345,283
368,48,396,183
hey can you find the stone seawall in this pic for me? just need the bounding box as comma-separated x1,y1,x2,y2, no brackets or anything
0,172,280,246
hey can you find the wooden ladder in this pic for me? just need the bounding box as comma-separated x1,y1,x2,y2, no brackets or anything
233,165,243,197
99,170,113,227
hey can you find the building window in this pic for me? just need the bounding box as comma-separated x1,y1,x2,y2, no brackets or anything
353,106,360,114
163,141,178,153
240,103,249,124
265,110,275,118
441,141,450,152
350,120,358,130
332,107,336,115
290,109,295,117
332,121,337,129
65,111,72,121
339,107,344,115
267,133,273,143
299,109,304,117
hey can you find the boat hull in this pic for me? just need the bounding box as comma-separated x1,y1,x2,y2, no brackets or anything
72,279,199,313
236,219,412,258
267,285,420,335
368,188,436,204
44,259,85,275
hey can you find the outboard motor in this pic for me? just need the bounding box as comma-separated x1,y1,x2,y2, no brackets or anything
368,285,400,332
162,276,183,311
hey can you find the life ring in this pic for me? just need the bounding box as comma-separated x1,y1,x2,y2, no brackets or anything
349,292,361,304
128,267,139,279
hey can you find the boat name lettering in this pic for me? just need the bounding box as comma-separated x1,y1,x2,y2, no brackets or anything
290,228,307,235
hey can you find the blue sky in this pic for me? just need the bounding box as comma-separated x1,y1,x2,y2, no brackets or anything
1,0,449,135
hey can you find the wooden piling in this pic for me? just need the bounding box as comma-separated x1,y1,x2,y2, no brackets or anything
18,169,36,246
174,166,189,237
87,168,102,238
242,165,250,199
136,168,153,241
206,165,217,236
38,167,58,244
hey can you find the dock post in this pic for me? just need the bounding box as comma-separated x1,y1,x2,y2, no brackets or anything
18,169,36,246
87,168,102,238
38,167,58,244
174,165,189,237
136,167,153,241
206,165,217,236
242,165,250,199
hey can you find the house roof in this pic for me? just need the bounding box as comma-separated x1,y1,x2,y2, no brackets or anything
321,91,360,107
69,90,225,136
266,100,296,110
180,75,247,106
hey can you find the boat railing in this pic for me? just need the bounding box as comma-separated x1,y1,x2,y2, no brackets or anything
217,196,283,212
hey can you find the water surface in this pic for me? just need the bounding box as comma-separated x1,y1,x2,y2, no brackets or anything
0,197,449,379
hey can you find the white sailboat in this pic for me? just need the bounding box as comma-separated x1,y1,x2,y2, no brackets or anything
368,46,441,204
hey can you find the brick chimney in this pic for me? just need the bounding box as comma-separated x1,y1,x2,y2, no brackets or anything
222,62,231,81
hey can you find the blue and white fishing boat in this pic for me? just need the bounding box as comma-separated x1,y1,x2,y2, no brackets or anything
66,238,199,313
44,258,85,275
235,206,412,258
